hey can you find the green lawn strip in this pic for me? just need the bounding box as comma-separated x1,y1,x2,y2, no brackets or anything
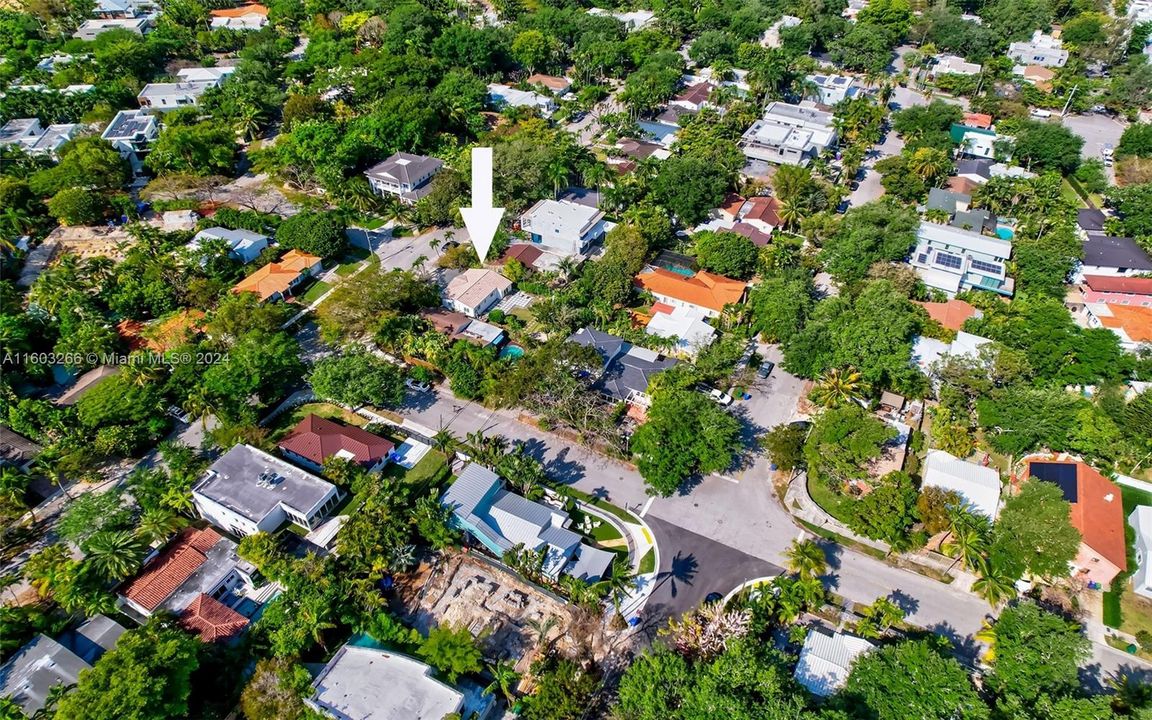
548,483,638,524
1104,589,1123,628
570,508,626,544
298,280,331,304
638,547,656,574
805,474,856,527
383,450,450,492
796,519,888,560
1120,484,1152,516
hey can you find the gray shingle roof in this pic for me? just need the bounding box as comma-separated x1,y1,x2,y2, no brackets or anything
0,636,91,716
1082,233,1152,271
567,328,676,401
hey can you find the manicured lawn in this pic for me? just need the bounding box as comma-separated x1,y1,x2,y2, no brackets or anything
638,547,656,574
1120,483,1152,516
335,248,372,276
383,449,450,490
1104,589,1123,628
1062,178,1087,207
298,280,331,304
570,508,626,545
267,402,365,440
806,474,856,527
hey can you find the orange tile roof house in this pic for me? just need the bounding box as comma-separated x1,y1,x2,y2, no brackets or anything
179,594,249,643
231,249,321,302
119,527,258,623
278,414,395,473
210,3,268,29
915,299,982,331
525,74,572,94
635,268,747,319
1023,458,1128,588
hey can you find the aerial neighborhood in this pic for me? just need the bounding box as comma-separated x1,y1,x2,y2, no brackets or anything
5,0,1152,717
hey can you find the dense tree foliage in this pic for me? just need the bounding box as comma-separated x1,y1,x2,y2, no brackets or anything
632,389,743,496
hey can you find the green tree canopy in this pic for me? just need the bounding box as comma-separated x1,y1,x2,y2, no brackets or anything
989,480,1081,580
632,389,743,496
804,403,896,488
309,350,406,408
693,230,759,279
985,601,1090,703
275,211,347,259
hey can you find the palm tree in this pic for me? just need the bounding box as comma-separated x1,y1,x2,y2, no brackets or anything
465,430,508,468
484,660,521,703
856,597,905,638
594,561,637,617
338,177,382,215
431,427,458,455
182,386,217,431
135,507,183,545
161,485,195,516
84,530,144,581
547,159,569,199
942,511,988,572
524,614,559,650
973,562,1017,607
234,103,264,142
784,538,827,579
909,147,948,183
810,366,866,408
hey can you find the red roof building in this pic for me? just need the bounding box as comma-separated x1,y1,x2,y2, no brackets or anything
278,414,395,471
963,112,993,129
178,593,249,643
120,528,223,613
914,299,981,331
740,196,783,231
724,222,773,247
504,243,545,269
1022,458,1128,588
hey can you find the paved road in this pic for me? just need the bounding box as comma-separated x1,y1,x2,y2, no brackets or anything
1062,112,1125,163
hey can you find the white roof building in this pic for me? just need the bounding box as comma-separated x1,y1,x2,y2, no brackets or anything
1007,30,1069,68
794,629,874,697
587,7,656,30
519,199,611,257
1129,505,1152,599
739,101,837,167
73,16,151,40
444,269,513,318
912,331,993,377
487,83,556,115
645,304,716,357
191,227,269,264
910,221,1014,297
931,54,983,76
922,450,1002,518
0,118,79,158
804,74,859,106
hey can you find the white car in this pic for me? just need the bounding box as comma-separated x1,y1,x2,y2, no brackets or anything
1029,108,1053,119
405,378,432,393
700,385,733,406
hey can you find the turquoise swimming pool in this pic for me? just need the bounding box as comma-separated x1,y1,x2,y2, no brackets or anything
499,344,525,360
996,227,1014,240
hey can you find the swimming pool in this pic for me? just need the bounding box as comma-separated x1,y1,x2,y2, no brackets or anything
499,344,525,360
996,227,1014,240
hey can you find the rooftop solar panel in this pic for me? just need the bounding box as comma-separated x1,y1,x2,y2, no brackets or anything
1028,462,1078,502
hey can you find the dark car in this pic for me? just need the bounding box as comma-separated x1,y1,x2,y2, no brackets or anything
758,361,775,379
441,240,460,251
704,592,725,604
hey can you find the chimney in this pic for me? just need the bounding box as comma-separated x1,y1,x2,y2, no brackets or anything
1105,493,1114,503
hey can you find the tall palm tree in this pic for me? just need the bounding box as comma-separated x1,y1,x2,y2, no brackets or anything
182,386,217,431
856,597,905,638
524,614,559,650
484,660,521,703
909,147,948,183
84,530,144,581
784,538,827,579
431,427,458,455
547,159,570,199
810,366,866,408
134,507,183,545
594,561,637,617
942,511,988,572
234,103,265,142
161,485,195,516
973,563,1017,607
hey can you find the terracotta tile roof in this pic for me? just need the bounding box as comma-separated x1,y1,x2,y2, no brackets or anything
914,299,979,331
505,243,544,268
210,3,267,17
675,82,715,105
1083,276,1152,296
963,112,993,129
1098,304,1152,343
1024,460,1127,572
121,528,223,612
742,196,783,226
278,414,394,468
525,74,570,92
1023,65,1055,81
232,249,320,301
948,176,980,195
725,222,773,247
178,594,249,642
635,269,747,313
718,193,746,217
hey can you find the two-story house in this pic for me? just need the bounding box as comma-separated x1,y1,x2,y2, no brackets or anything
519,199,611,257
909,221,1014,297
739,101,837,166
100,109,158,174
363,152,443,204
443,268,513,318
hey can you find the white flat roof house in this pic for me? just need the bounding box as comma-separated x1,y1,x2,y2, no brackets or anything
645,304,716,357
191,227,269,264
519,199,611,257
922,450,1002,519
101,109,158,174
1130,505,1152,599
73,16,151,40
307,645,494,720
0,118,79,158
137,66,235,111
487,83,556,115
931,54,983,76
804,74,859,106
444,268,513,318
912,331,993,377
1008,30,1068,68
794,629,874,697
364,152,443,203
587,7,656,30
193,444,343,537
739,101,836,166
910,221,1013,297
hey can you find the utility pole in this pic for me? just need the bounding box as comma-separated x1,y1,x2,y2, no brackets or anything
1061,84,1079,118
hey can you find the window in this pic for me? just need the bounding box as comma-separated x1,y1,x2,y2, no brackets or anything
917,252,929,264
970,259,1002,275
934,252,963,270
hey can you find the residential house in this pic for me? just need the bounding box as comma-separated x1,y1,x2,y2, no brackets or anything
1077,275,1152,307
1078,233,1152,279
954,158,1035,185
1131,0,1152,23
191,227,269,264
1008,30,1069,67
443,268,513,318
843,0,868,20
441,463,615,581
278,414,395,473
0,425,42,471
951,124,1009,161
671,81,716,112
0,617,125,718
964,112,994,129
92,0,152,18
502,243,567,273
922,450,1002,519
73,16,151,39
422,309,507,348
761,15,801,47
736,195,783,235
914,298,982,331
137,67,236,111
804,74,859,106
739,101,837,166
1129,505,1152,599
1017,64,1056,90
586,7,656,30
614,137,670,162
645,303,717,357
931,54,983,76
192,443,343,536
34,53,77,73
912,331,993,377
715,193,746,222
1078,303,1152,351
519,199,611,257
637,105,694,147
1077,208,1107,233
793,629,875,697
926,187,972,215
231,249,322,302
568,327,677,407
55,365,119,406
1024,458,1127,588
306,644,494,720
364,152,443,204
909,221,1014,297
118,527,256,634
210,3,269,29
635,268,747,319
178,594,252,643
0,118,78,159
100,109,158,174
525,73,571,94
487,83,556,115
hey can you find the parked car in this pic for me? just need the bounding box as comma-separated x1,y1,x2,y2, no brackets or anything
167,405,192,423
405,378,432,393
441,240,460,251
1029,108,1053,119
758,361,775,379
699,385,733,406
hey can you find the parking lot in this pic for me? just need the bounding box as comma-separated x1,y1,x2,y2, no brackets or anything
1061,112,1126,162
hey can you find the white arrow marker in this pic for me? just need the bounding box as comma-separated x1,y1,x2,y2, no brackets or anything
459,147,504,262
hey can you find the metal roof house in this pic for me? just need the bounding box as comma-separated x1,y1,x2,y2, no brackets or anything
441,463,615,582
73,16,151,40
567,327,677,407
793,629,874,697
922,450,1002,518
0,118,79,159
739,101,837,166
364,152,443,203
138,67,235,111
487,83,556,115
190,227,269,264
193,444,343,537
909,221,1013,297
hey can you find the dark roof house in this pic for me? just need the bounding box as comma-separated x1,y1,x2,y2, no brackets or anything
1082,233,1152,273
1078,208,1107,232
567,327,677,406
0,425,42,469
